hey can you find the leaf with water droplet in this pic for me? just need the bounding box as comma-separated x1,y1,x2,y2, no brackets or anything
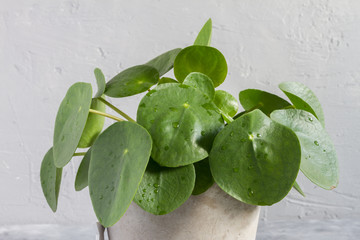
271,109,338,190
279,82,325,127
89,121,152,227
53,82,93,167
75,148,92,191
134,160,195,215
192,158,214,195
210,110,301,205
214,90,239,118
40,147,63,212
182,72,215,100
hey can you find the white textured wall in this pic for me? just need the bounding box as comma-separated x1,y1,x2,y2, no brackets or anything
1,0,359,225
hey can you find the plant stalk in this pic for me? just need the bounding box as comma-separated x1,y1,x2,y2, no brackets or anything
73,152,87,156
98,97,135,122
89,109,124,122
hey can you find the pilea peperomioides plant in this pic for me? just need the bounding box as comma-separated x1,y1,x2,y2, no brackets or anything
40,19,339,227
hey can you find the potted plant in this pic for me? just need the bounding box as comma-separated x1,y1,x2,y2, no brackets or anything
40,19,339,240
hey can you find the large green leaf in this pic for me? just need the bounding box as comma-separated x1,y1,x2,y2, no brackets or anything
210,110,301,205
146,48,182,76
53,82,92,168
94,68,106,98
279,82,325,126
194,18,212,46
75,148,91,191
174,46,227,88
137,83,224,167
192,158,214,195
77,98,105,148
271,109,338,190
214,90,239,117
89,122,152,227
182,72,215,99
134,160,195,215
40,148,62,212
239,89,291,116
104,65,159,98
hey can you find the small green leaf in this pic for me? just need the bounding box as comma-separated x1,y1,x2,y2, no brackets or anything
134,160,195,215
146,48,182,76
94,68,106,98
279,82,325,127
137,83,224,167
174,46,227,88
53,82,92,168
293,181,305,197
40,148,62,212
105,65,159,98
194,18,212,46
271,109,338,190
183,72,215,99
192,158,214,195
214,90,239,117
89,122,152,227
158,77,178,85
75,148,91,191
210,109,301,205
77,98,105,148
239,89,291,116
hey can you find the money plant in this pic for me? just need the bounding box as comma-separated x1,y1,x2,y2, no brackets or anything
40,19,339,227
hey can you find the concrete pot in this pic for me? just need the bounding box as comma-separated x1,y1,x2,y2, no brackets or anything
98,184,260,240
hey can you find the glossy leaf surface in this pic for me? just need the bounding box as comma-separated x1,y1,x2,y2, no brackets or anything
279,82,325,126
239,89,291,116
53,82,92,168
210,110,301,205
194,18,212,46
174,46,227,87
182,72,215,99
75,148,91,191
137,83,224,167
214,90,239,117
192,158,214,195
89,122,152,227
134,160,195,215
271,109,338,190
77,98,105,148
105,65,159,98
146,48,182,76
40,148,62,212
94,68,106,98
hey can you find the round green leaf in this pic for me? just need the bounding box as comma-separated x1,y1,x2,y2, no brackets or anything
40,147,62,212
174,46,227,87
192,158,214,195
89,122,152,227
239,89,291,116
134,160,195,215
137,83,224,167
77,98,105,148
146,48,182,76
194,18,212,46
214,90,239,117
271,109,338,190
53,82,92,168
94,68,106,98
279,82,325,127
158,77,178,85
209,109,301,205
183,72,215,99
75,148,91,191
104,65,159,98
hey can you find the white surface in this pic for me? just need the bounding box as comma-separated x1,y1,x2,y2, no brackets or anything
0,0,359,227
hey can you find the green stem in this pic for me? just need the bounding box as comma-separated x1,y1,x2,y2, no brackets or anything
98,97,135,122
73,152,86,156
89,109,124,122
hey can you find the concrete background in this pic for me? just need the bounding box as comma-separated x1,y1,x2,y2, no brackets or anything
1,0,359,228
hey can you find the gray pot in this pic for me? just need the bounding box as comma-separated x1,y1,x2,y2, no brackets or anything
98,184,260,240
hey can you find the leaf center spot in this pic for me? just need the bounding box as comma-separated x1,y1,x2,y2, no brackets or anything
183,102,190,108
248,133,254,141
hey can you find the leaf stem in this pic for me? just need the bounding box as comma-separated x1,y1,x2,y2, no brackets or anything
73,152,87,156
98,97,135,122
89,109,124,122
